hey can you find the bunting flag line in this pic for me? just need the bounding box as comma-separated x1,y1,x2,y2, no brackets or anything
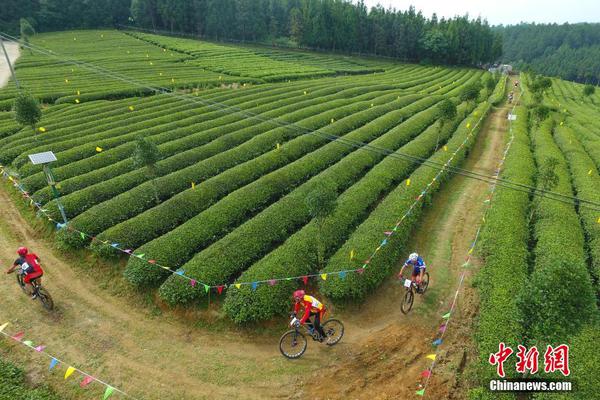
0,323,136,399
415,88,522,398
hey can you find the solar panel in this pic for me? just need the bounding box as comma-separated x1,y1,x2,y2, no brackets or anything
28,151,57,165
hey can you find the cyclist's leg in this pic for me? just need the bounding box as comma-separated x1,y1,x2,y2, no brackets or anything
306,312,315,331
315,310,326,338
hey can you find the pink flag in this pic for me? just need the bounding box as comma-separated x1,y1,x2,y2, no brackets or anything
357,268,365,275
302,276,308,285
217,286,224,295
35,345,46,352
190,279,197,287
439,324,447,333
80,376,94,388
12,332,24,341
268,279,277,286
421,370,432,378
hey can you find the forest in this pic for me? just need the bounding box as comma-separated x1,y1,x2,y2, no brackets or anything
497,23,600,83
2,0,501,66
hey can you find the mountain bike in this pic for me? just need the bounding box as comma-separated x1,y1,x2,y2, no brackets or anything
16,272,54,311
400,272,429,314
279,316,344,359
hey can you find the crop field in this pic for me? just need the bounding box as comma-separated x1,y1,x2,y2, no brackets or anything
470,77,599,399
0,29,502,325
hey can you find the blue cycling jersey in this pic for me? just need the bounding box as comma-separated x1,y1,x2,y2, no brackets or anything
404,256,426,268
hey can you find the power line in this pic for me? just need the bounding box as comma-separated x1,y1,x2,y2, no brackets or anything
2,31,600,212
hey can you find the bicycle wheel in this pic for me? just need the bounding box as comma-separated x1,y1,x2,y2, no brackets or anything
322,319,344,346
37,287,54,311
401,290,414,314
279,330,307,359
16,274,26,292
420,272,430,294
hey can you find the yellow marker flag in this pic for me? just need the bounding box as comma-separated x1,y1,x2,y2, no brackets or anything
320,274,328,281
150,61,153,66
468,247,474,254
406,179,411,186
426,354,436,361
350,249,355,260
56,183,62,189
331,118,335,123
96,147,103,152
597,216,600,224
466,122,471,129
146,54,149,58
73,37,77,41
64,367,76,380
0,323,8,332
64,79,69,83
276,143,281,151
219,76,222,80
74,99,80,104
159,72,163,76
560,121,564,126
128,106,135,111
303,91,307,95
76,90,80,95
588,169,593,175
101,34,104,38
563,109,567,113
235,283,241,289
191,182,195,190
171,78,175,83
370,103,374,107
38,127,46,133
163,48,166,52
243,83,247,87
443,145,448,152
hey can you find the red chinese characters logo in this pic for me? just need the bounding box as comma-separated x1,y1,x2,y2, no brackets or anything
489,343,570,377
544,345,570,376
489,342,514,377
516,345,539,374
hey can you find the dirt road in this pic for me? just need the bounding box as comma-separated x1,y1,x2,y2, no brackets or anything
305,93,512,399
0,41,20,88
0,89,511,399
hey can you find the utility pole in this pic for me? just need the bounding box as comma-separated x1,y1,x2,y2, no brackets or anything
0,35,20,89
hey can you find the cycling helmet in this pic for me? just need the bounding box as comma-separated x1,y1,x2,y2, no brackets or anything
17,247,28,256
409,252,419,262
293,289,305,300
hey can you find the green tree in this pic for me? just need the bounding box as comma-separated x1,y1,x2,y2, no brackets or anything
436,99,456,150
132,135,162,204
583,84,595,97
289,7,303,44
484,74,496,92
13,92,42,138
460,81,483,103
305,183,337,268
19,18,35,55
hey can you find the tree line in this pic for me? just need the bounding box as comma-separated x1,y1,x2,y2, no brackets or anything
496,23,600,84
2,0,501,66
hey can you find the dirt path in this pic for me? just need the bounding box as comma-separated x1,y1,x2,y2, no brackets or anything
0,41,20,88
304,95,512,399
0,186,308,399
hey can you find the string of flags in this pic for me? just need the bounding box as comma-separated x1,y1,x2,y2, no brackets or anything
0,103,489,301
415,91,521,398
0,322,134,399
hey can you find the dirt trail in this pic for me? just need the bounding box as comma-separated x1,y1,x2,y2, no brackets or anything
305,93,512,399
0,41,20,88
0,187,304,399
0,87,511,399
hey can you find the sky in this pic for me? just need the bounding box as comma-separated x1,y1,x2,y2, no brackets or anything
359,0,600,25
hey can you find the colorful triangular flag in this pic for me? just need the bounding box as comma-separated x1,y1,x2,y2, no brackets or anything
426,354,436,361
80,375,94,388
64,366,76,379
49,358,59,370
103,386,114,400
415,389,425,396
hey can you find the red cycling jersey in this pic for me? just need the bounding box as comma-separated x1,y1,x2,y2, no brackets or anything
294,295,325,324
15,253,43,284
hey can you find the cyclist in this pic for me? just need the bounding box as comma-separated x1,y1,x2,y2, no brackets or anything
398,252,427,292
292,290,326,341
5,247,43,299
